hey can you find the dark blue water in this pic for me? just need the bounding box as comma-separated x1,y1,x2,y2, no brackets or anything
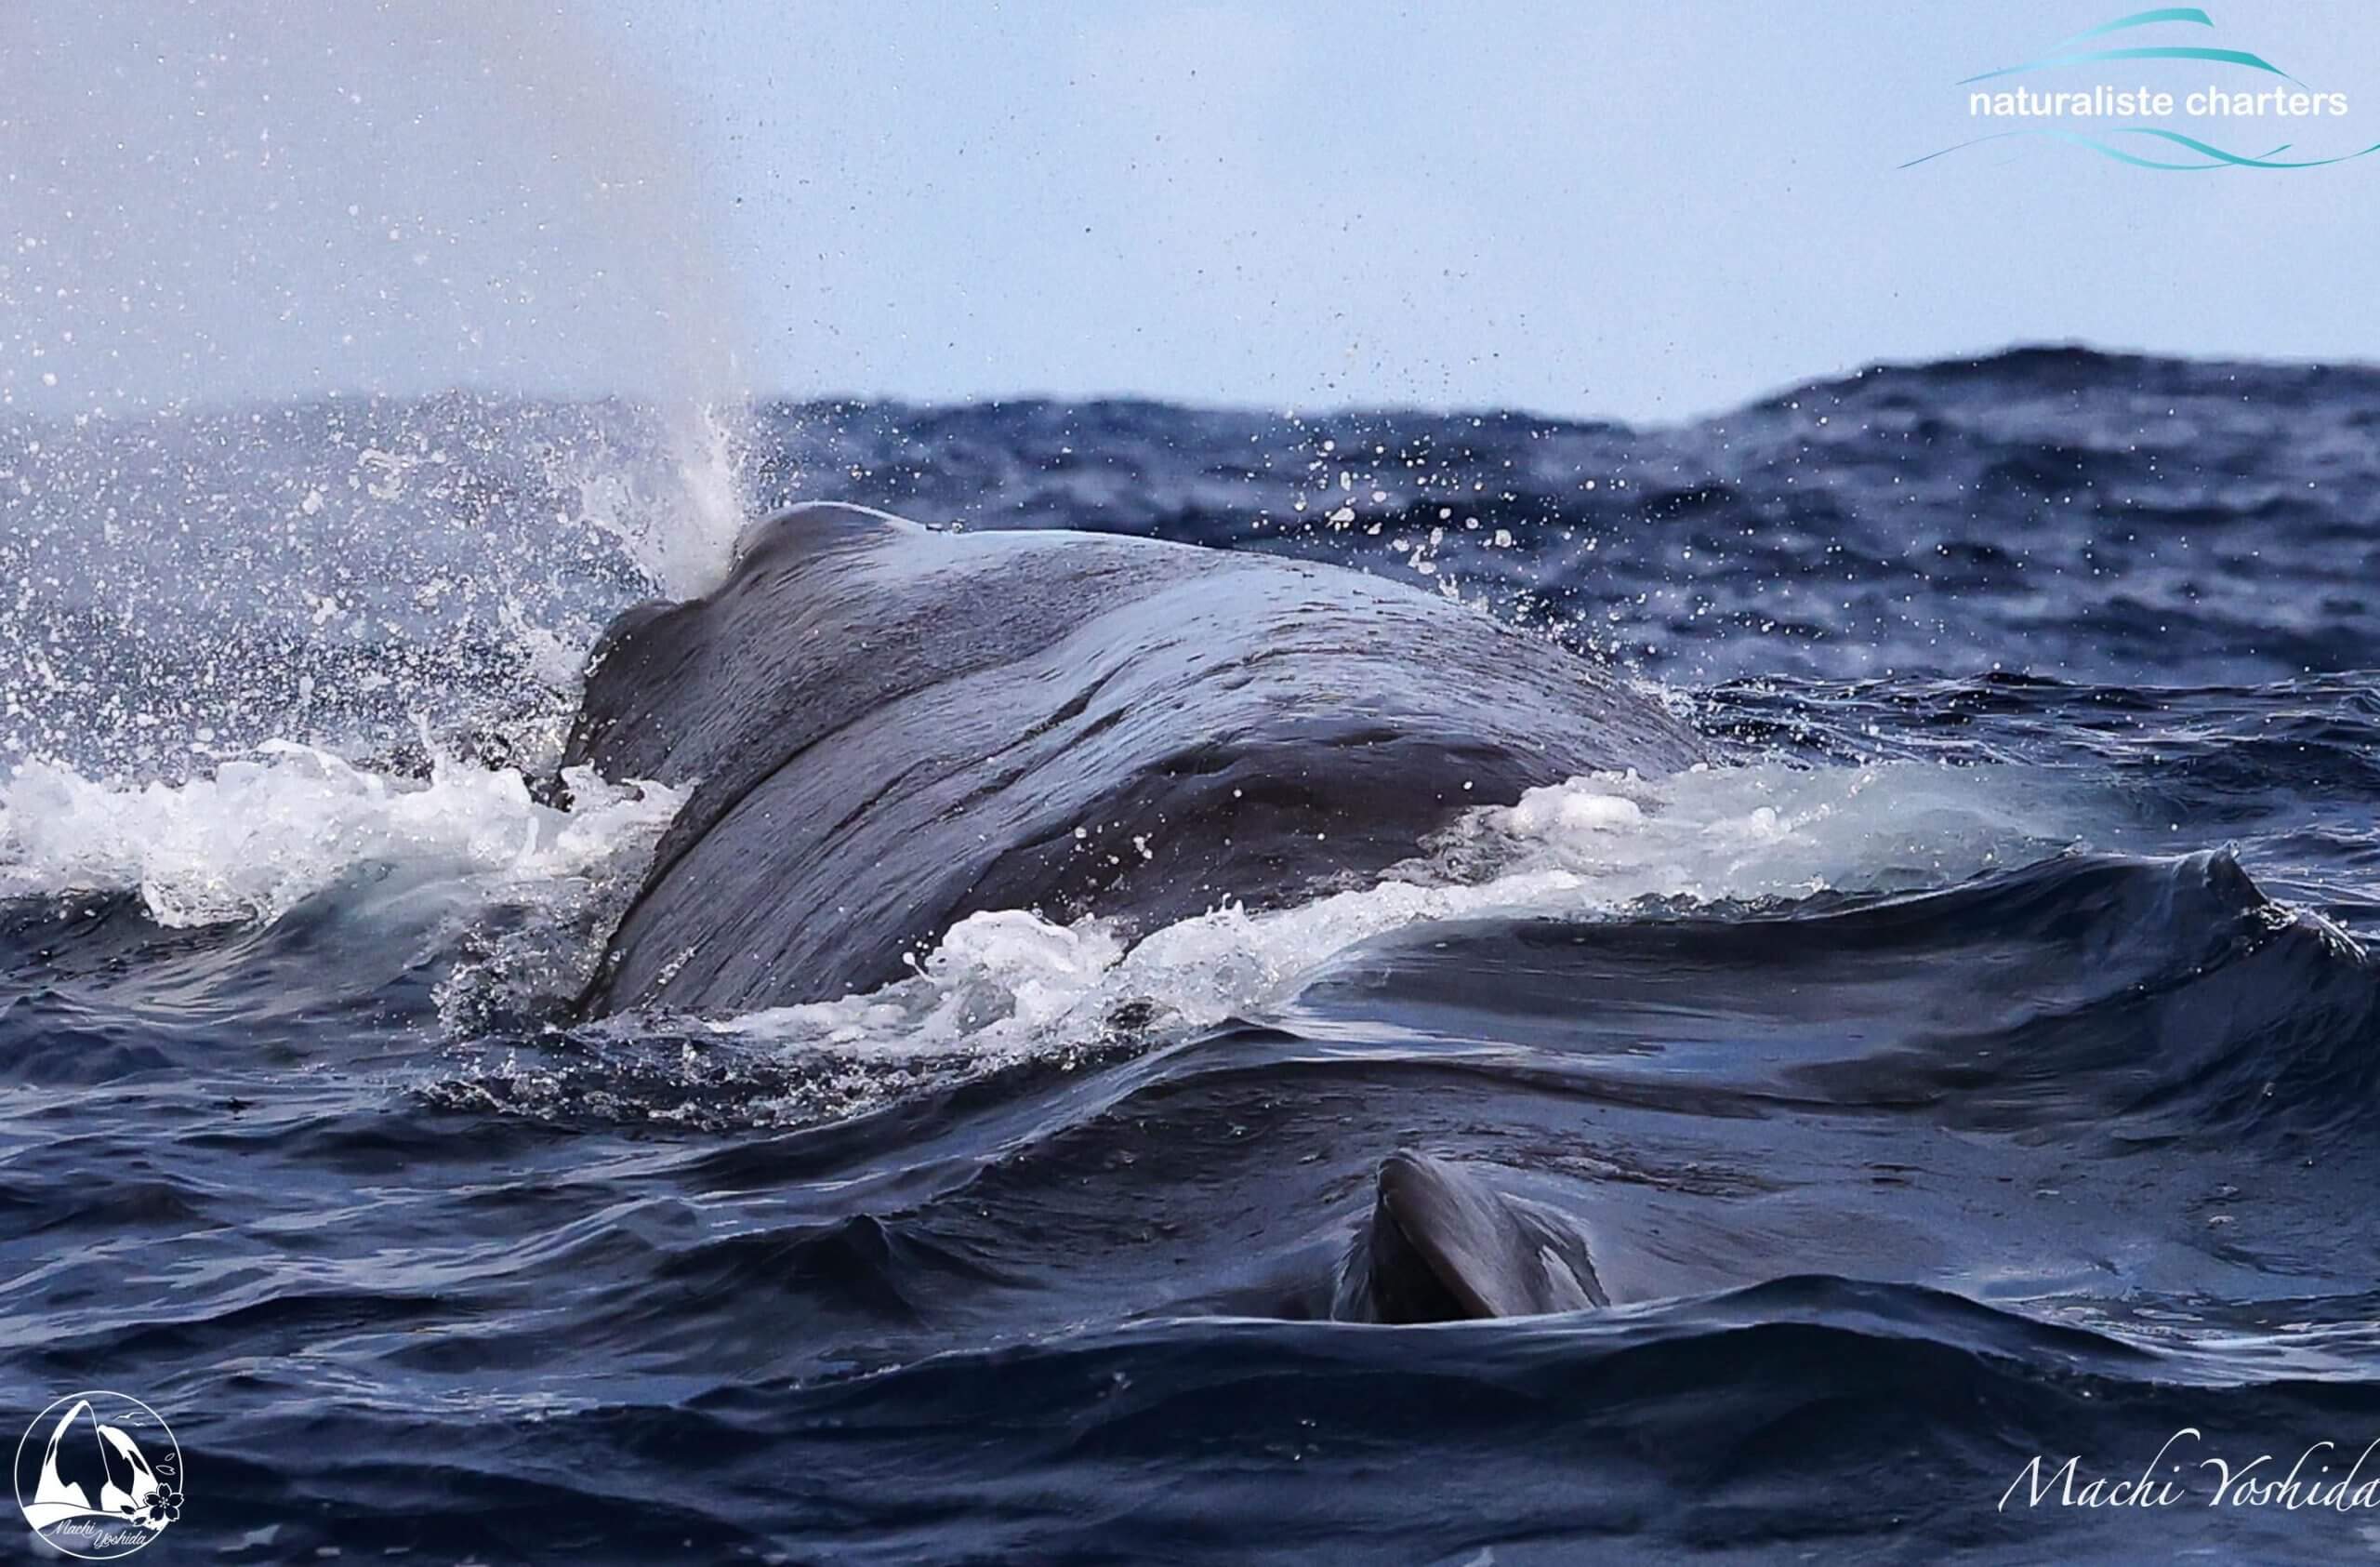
6,347,2380,1562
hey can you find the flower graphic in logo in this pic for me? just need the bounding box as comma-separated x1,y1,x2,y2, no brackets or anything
14,1392,182,1560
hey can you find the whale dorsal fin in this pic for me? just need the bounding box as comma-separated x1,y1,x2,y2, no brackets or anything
1342,1150,1606,1322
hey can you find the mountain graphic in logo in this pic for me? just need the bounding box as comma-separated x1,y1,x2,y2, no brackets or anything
14,1393,181,1560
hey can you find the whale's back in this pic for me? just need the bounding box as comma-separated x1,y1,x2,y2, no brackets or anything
568,504,1704,1015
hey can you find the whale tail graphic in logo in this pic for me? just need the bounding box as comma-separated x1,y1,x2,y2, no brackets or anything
14,1393,181,1560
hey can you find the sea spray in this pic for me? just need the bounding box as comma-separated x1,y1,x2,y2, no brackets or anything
0,0,757,780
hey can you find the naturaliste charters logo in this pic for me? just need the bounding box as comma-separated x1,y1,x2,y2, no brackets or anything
14,1392,183,1560
1907,6,2379,170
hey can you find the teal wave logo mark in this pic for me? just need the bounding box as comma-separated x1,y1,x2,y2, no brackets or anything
1957,7,2296,87
1906,8,2380,170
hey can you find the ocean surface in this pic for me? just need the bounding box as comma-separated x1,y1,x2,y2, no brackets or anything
5,346,2380,1562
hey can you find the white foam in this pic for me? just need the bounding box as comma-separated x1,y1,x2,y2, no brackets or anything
0,740,681,928
706,759,2112,1098
1,736,2116,1132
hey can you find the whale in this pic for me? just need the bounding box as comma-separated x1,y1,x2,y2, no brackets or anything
564,502,1706,1018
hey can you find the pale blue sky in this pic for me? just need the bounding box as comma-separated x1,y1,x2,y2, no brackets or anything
5,1,2377,420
